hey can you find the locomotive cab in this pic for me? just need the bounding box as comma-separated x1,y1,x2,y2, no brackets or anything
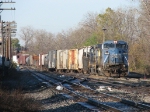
102,40,128,76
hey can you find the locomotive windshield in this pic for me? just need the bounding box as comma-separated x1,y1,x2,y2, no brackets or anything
116,43,127,49
104,43,115,48
104,43,127,49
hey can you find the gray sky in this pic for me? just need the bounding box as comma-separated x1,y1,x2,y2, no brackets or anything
1,0,139,45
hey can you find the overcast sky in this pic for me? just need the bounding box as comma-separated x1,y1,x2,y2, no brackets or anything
1,0,139,45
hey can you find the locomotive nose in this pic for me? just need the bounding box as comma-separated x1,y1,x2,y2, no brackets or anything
109,49,123,64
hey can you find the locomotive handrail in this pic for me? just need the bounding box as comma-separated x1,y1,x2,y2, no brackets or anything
103,55,109,66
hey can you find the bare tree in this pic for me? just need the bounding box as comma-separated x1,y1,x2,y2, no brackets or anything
32,30,50,54
79,12,98,34
19,26,35,50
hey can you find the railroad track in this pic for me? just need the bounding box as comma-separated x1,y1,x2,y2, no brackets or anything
53,71,150,103
79,76,150,104
47,73,150,111
26,67,150,112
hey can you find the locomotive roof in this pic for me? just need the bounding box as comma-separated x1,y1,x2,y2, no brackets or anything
103,40,127,44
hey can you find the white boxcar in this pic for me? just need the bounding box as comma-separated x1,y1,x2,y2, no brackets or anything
12,55,18,65
39,54,42,66
57,50,68,71
29,55,33,66
78,46,91,73
68,49,78,70
39,54,47,66
42,54,48,66
78,46,91,70
25,56,30,65
48,50,57,70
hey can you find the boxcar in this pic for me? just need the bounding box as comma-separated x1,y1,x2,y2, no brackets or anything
78,46,91,73
39,54,48,70
48,50,57,71
12,55,19,65
56,50,68,72
39,54,42,66
29,55,33,66
32,55,39,68
68,49,78,72
25,56,30,66
42,54,48,66
18,54,29,65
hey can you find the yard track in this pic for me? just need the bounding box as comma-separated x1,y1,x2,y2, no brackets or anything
26,66,150,112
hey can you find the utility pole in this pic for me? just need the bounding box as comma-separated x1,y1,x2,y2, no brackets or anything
3,21,16,59
0,1,15,76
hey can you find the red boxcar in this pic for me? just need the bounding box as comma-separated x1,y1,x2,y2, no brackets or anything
18,53,29,65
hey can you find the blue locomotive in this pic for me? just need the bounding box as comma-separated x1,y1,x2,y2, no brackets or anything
84,40,128,77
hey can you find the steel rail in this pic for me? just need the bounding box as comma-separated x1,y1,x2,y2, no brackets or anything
45,72,150,111
26,67,150,111
27,69,122,112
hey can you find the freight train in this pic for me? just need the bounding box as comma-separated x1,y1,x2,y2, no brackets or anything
15,40,128,77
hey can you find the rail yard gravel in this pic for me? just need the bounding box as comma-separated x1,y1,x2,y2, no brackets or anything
24,87,92,112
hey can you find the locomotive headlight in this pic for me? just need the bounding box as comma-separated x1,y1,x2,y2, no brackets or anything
123,65,125,67
105,51,109,54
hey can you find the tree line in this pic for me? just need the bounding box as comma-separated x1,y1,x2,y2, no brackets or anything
16,0,150,74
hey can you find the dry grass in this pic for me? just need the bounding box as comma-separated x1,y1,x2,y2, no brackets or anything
0,67,43,112
0,89,42,112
